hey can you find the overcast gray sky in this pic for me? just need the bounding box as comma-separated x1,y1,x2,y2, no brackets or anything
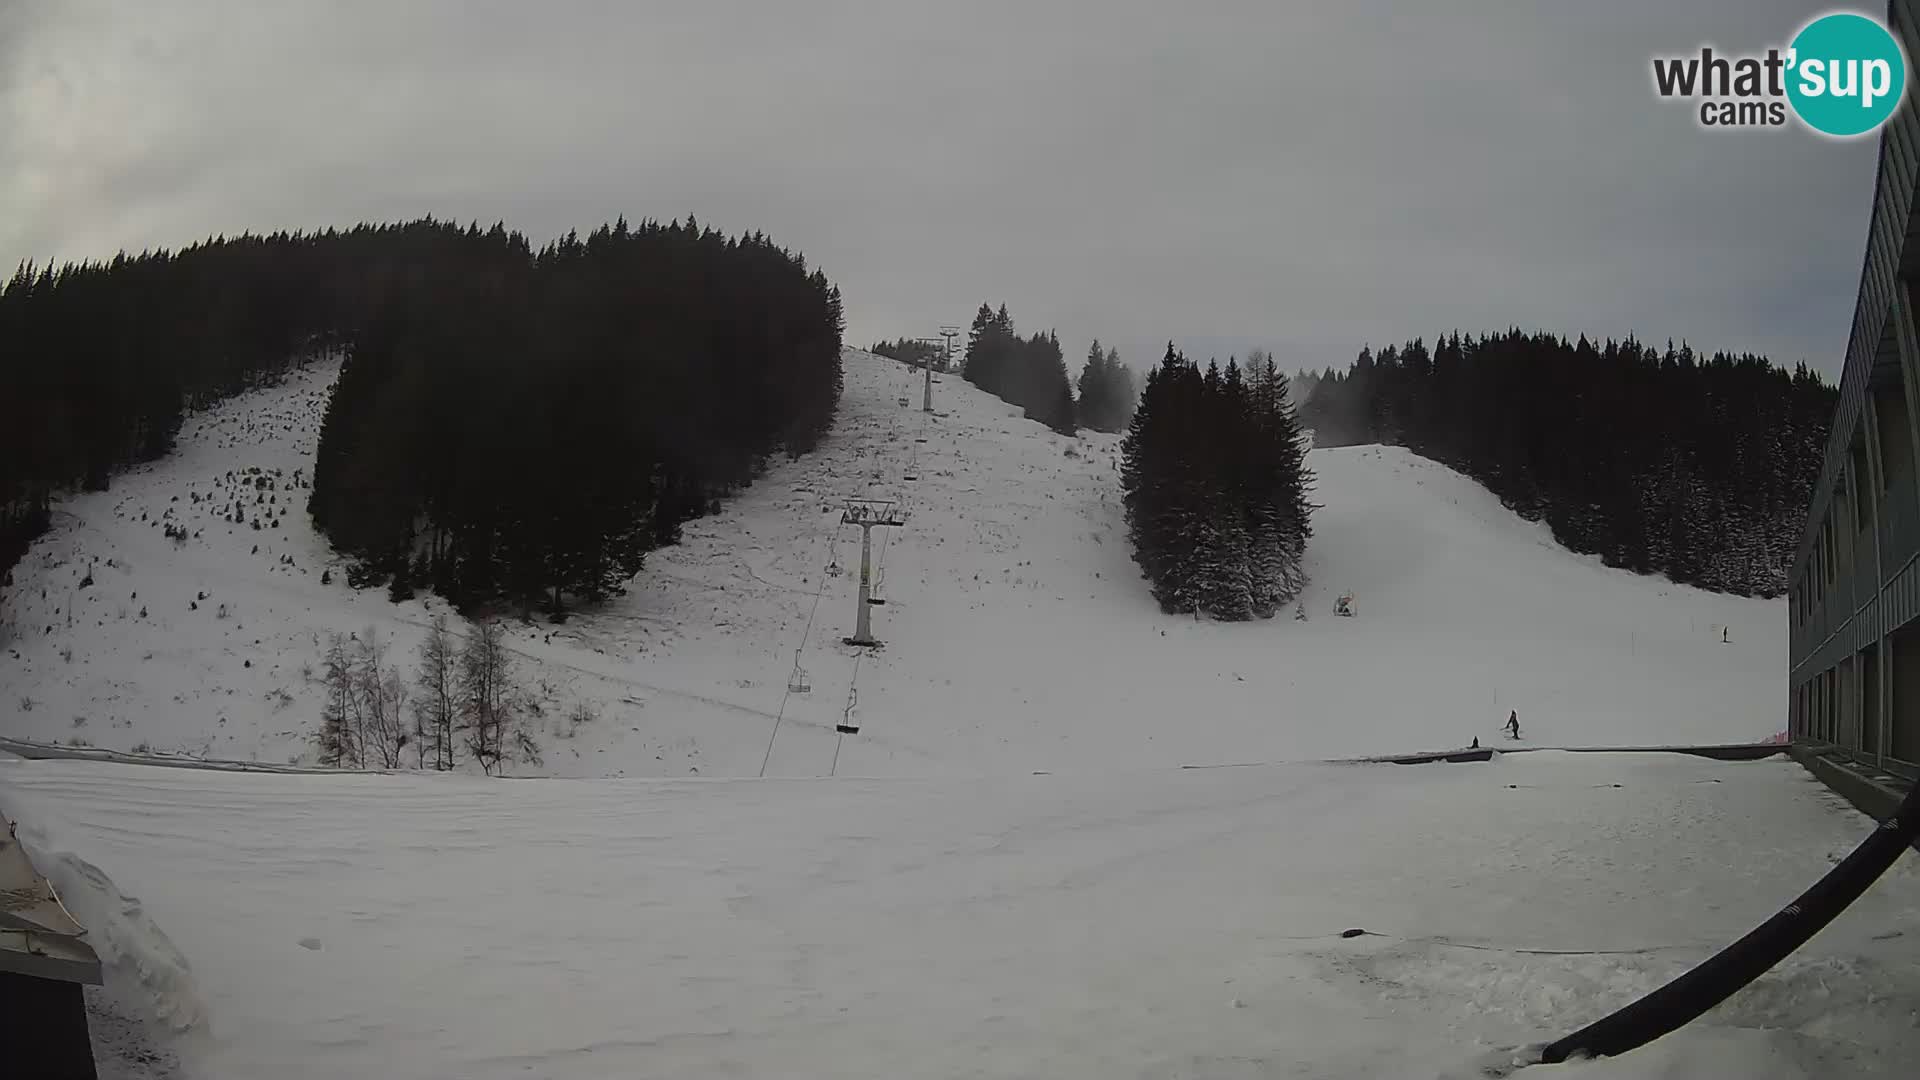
0,1,1884,379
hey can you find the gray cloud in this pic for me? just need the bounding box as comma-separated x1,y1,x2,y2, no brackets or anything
0,1,1878,377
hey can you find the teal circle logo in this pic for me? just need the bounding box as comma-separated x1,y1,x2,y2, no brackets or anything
1787,13,1907,137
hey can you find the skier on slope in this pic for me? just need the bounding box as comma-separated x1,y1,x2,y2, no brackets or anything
1505,710,1520,740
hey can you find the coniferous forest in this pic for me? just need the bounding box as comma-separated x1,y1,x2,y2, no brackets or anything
869,337,952,371
1295,331,1836,597
1075,340,1138,433
1122,346,1314,619
962,303,1078,435
0,217,845,615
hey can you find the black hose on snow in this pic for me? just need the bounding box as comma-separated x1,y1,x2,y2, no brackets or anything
1538,771,1919,1064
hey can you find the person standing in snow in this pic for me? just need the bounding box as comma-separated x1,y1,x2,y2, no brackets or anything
1505,711,1520,740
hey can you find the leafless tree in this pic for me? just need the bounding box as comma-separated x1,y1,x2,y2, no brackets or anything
414,614,459,771
460,618,515,775
357,627,411,769
317,633,360,766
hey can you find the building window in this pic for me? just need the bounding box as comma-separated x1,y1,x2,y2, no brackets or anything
1853,442,1873,532
1877,381,1914,492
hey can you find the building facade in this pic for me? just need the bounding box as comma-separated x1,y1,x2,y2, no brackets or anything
1787,0,1920,776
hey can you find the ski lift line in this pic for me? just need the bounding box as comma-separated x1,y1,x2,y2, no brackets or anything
841,646,865,702
830,647,869,775
757,526,841,779
787,640,812,694
757,576,828,778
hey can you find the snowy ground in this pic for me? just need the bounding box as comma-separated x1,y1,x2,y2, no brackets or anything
3,751,1915,1079
0,349,1784,778
0,349,1903,1077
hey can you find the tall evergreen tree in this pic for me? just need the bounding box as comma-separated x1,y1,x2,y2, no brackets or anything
1077,340,1137,432
1122,346,1200,613
1122,346,1313,619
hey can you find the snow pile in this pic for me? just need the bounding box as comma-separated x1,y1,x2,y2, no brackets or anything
1,752,1913,1079
5,805,207,1072
1,350,1783,778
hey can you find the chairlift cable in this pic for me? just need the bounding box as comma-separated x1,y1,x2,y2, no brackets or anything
757,521,838,779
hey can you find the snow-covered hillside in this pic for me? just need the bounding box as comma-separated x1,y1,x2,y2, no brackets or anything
4,751,1915,1079
0,349,1781,777
1,348,1907,1080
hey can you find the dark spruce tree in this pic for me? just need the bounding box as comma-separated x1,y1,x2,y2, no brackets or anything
1193,361,1255,620
963,303,1014,398
1076,340,1137,433
1121,345,1313,619
1122,346,1203,613
1043,382,1079,436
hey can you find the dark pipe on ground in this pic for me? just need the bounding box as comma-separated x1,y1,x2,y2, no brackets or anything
1539,774,1919,1064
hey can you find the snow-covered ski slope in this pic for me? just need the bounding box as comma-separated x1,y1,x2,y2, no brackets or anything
0,348,1780,777
4,751,1915,1079
0,351,1907,1079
